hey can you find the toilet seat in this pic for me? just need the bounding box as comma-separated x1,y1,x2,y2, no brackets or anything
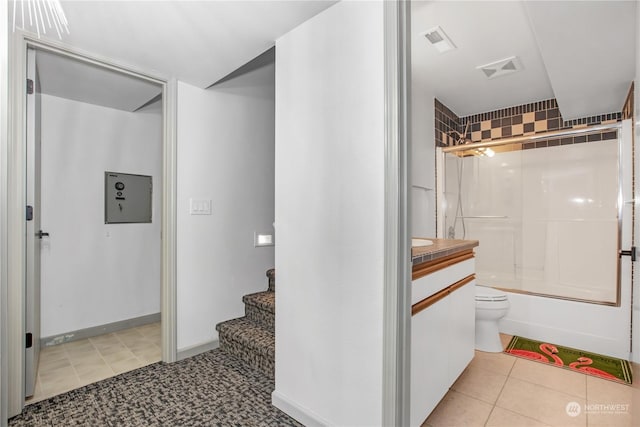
475,286,508,302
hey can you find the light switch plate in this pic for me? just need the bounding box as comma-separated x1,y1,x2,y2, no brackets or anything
190,199,212,215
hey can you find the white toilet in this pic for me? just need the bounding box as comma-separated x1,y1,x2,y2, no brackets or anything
475,285,510,352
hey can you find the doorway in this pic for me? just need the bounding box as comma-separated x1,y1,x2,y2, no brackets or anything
26,45,164,402
7,35,177,417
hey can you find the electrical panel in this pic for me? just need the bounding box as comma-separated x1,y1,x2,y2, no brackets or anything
105,172,152,224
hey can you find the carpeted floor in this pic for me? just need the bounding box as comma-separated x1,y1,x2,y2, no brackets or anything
9,349,302,426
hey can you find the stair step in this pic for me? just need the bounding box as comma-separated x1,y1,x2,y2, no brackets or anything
243,291,275,331
216,317,274,378
244,292,275,331
243,291,275,313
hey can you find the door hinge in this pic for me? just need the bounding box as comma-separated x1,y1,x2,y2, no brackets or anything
27,79,34,95
620,246,636,262
26,205,33,221
26,333,33,349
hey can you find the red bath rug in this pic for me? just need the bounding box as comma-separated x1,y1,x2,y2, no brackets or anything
504,336,633,384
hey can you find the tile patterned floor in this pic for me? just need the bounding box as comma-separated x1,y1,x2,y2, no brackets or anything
422,334,640,427
25,327,639,426
26,322,161,404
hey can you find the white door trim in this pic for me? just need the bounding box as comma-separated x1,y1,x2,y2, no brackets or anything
382,1,411,425
24,46,40,399
5,31,177,417
0,3,8,424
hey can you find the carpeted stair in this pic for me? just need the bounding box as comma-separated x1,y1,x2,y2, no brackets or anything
215,269,275,378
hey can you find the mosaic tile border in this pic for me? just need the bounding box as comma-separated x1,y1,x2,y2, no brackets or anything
434,98,463,147
435,97,626,149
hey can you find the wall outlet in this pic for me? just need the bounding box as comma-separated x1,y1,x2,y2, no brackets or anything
189,198,212,215
254,232,274,247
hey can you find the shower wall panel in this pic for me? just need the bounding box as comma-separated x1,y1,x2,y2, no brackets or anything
443,138,619,303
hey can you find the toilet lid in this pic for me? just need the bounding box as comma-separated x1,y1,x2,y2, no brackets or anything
475,285,508,302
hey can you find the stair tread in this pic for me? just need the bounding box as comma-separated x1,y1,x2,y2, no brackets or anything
216,317,274,355
242,291,275,313
267,268,275,292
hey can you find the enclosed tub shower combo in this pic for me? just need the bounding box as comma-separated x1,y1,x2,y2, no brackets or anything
436,111,634,359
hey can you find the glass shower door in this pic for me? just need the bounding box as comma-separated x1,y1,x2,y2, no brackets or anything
441,131,621,305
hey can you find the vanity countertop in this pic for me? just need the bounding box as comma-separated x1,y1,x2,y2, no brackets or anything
411,238,479,266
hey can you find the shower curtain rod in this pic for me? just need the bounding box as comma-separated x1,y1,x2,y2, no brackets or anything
441,122,622,153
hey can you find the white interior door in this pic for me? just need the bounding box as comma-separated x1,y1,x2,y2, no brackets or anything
25,47,42,398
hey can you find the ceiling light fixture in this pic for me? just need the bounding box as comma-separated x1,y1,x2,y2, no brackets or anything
422,26,456,53
12,0,69,39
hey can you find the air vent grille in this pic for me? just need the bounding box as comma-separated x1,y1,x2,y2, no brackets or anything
424,31,444,44
421,26,456,53
477,56,523,79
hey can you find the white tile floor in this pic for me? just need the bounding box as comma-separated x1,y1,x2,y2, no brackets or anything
26,322,161,404
422,334,640,427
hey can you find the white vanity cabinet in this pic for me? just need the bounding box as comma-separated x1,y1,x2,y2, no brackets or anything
410,249,476,427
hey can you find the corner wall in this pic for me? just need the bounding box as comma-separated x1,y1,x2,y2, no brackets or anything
175,63,275,353
273,2,386,425
410,2,437,239
40,95,162,337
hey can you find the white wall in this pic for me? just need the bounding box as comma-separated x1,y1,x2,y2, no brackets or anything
273,2,385,426
410,1,438,240
40,94,162,337
410,77,436,238
176,63,275,352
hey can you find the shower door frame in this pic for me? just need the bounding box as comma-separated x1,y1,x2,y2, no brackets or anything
438,122,626,306
436,120,634,360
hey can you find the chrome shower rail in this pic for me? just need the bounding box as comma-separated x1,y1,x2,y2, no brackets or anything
441,122,622,154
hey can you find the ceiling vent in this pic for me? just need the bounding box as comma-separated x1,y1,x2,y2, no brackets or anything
476,56,523,79
421,26,456,53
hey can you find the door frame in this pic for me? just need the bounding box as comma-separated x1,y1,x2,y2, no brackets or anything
24,46,40,399
382,1,411,425
5,32,177,417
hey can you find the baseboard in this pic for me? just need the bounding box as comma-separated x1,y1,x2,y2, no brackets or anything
41,312,161,347
272,389,331,427
177,339,219,361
